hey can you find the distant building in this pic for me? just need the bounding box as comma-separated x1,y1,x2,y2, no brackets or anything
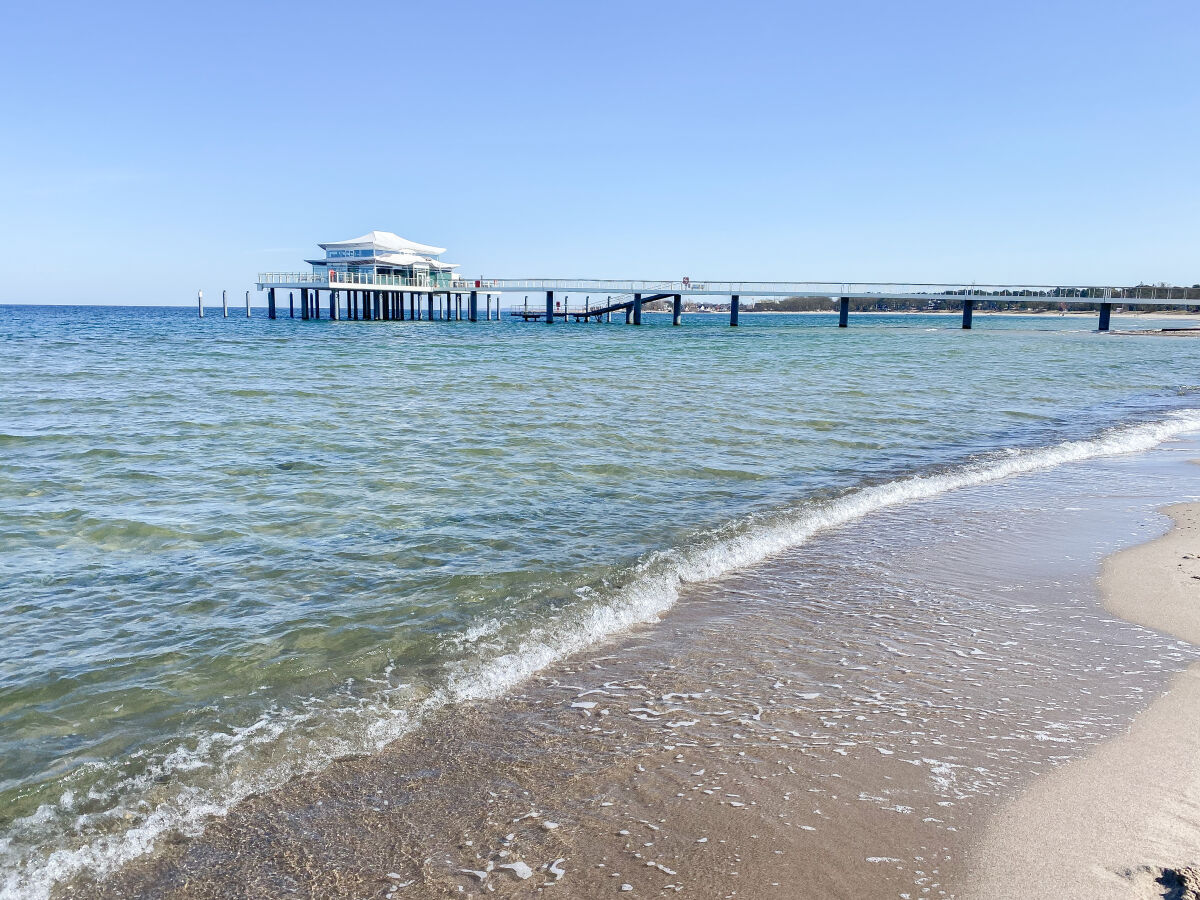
305,231,459,288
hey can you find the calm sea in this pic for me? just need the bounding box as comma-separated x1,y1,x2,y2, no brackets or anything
2,305,1199,896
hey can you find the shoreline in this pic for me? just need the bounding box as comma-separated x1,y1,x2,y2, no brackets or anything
966,500,1200,899
53,440,1200,900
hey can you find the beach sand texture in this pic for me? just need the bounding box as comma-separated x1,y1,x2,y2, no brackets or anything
967,500,1200,899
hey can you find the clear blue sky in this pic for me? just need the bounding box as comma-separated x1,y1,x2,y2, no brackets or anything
2,0,1196,304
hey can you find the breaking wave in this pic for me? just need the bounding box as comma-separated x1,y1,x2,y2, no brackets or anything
5,409,1200,899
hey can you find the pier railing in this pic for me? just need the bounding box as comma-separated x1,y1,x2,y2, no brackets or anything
255,274,1200,303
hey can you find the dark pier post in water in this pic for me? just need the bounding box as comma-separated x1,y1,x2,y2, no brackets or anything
410,293,417,320
633,293,643,325
197,290,204,318
838,297,849,328
469,290,478,322
245,291,251,318
268,288,277,319
314,290,321,319
672,294,682,326
398,291,405,321
289,292,295,318
222,290,228,317
1099,302,1112,331
962,298,973,330
330,290,339,320
730,294,740,327
545,291,554,324
427,292,434,320
301,288,310,321
374,291,382,320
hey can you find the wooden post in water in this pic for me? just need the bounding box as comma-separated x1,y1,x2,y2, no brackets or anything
962,297,973,330
197,290,204,318
1099,302,1112,331
838,297,849,328
314,290,321,320
730,294,739,327
289,292,294,318
222,290,228,317
330,290,339,320
672,294,682,326
245,290,251,318
301,288,310,321
469,290,478,322
268,287,277,320
545,290,554,324
427,292,434,320
633,293,643,325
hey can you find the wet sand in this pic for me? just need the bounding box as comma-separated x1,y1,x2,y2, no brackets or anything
58,450,1200,899
967,500,1200,899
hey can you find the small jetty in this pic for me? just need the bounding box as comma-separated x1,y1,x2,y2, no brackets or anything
243,231,1200,332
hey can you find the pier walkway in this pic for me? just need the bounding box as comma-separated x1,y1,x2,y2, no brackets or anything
252,274,1200,332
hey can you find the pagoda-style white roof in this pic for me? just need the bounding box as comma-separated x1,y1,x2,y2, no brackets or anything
319,230,446,256
305,251,459,270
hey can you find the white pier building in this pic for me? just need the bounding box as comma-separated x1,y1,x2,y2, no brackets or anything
306,231,459,289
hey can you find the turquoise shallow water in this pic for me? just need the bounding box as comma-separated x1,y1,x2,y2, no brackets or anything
2,305,1199,895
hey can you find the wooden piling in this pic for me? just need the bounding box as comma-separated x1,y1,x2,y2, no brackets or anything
672,294,682,326
427,292,434,320
469,290,478,322
330,290,339,320
838,297,849,328
1099,302,1112,331
289,291,294,318
545,291,555,324
222,290,228,317
962,298,973,330
197,290,204,318
313,289,320,320
633,293,643,325
268,287,277,320
301,288,310,320
245,290,251,318
730,294,739,327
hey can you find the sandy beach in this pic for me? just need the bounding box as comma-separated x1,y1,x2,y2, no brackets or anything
966,498,1200,899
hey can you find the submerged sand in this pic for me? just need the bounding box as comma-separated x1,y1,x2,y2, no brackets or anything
967,501,1200,899
55,453,1200,899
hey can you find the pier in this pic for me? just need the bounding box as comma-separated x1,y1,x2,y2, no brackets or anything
251,274,1200,332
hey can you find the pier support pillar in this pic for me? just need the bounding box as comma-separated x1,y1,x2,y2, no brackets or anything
838,297,849,328
469,290,478,322
427,293,434,320
268,288,277,320
730,294,740,326
245,290,251,318
633,293,643,325
672,294,682,326
222,290,228,317
331,290,339,320
301,288,310,321
289,292,294,318
962,298,974,330
314,290,320,319
198,290,204,318
1099,302,1112,331
545,291,554,324
410,292,417,320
